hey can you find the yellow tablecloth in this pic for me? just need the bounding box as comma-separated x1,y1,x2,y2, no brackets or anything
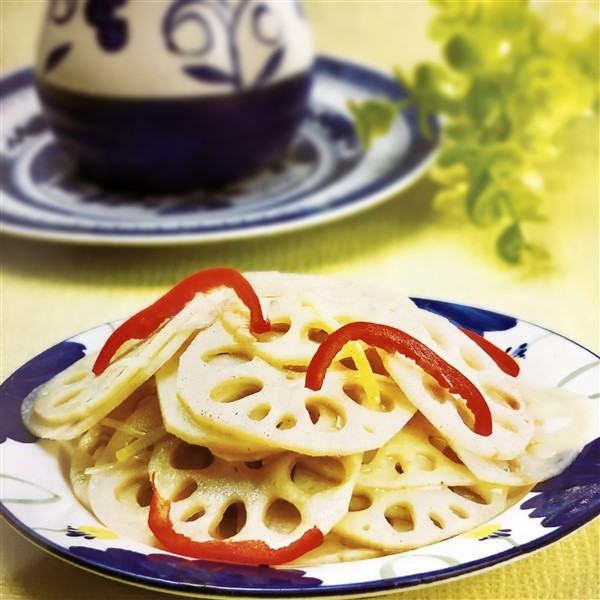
1,2,598,599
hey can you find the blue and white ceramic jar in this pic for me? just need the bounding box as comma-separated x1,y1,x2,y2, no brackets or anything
35,0,315,192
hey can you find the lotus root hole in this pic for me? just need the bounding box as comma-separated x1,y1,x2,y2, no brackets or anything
184,507,206,522
307,327,329,344
429,513,445,529
364,347,389,376
245,459,263,470
449,486,489,505
349,493,372,512
284,365,306,379
115,476,151,507
414,452,436,471
170,442,214,470
305,398,346,431
136,479,153,507
342,383,392,412
425,323,450,349
449,505,469,519
85,429,111,458
201,349,252,366
484,385,522,411
210,378,264,403
423,379,449,404
340,350,388,376
361,449,378,465
290,456,346,494
171,479,198,502
339,357,358,371
214,501,247,540
384,503,414,533
460,346,486,371
62,370,89,385
428,436,464,465
248,403,271,421
52,388,84,408
276,414,297,431
264,499,301,534
258,321,291,342
394,461,404,475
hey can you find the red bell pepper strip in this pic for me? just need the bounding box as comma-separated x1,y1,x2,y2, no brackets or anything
148,476,323,566
92,268,270,376
457,327,520,377
305,321,493,436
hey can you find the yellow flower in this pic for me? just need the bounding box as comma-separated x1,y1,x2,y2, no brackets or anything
462,524,506,540
78,525,119,540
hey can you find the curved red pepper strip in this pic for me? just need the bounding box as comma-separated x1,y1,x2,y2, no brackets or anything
92,268,270,376
148,476,323,566
305,321,493,436
457,327,520,377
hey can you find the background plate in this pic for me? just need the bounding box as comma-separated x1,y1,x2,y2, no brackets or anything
0,56,439,246
1,300,598,598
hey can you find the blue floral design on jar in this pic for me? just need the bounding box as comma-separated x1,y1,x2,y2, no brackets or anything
49,0,77,25
163,0,288,90
43,0,78,72
84,0,130,52
44,0,130,72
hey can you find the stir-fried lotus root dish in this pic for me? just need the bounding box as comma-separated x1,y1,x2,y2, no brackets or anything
22,268,598,566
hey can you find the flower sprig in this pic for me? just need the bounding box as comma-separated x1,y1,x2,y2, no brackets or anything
349,0,599,264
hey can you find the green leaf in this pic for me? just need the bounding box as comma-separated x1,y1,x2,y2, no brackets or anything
464,172,490,222
486,144,526,180
470,183,506,227
412,63,463,115
348,99,400,149
496,222,526,264
346,0,599,265
465,77,504,125
438,141,477,168
444,35,481,71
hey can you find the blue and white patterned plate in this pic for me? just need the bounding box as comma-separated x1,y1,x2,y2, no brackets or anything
0,56,439,245
1,300,598,598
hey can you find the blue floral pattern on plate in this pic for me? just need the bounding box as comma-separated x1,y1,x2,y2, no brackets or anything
0,56,439,245
1,301,598,597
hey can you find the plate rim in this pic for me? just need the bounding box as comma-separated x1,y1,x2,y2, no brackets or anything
0,55,439,246
1,298,599,598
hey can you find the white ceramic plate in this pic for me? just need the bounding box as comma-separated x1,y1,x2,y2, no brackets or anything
0,56,439,246
1,299,598,598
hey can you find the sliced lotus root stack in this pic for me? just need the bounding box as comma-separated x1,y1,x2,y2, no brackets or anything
453,381,600,485
358,412,482,489
222,273,533,461
379,307,533,461
175,320,416,456
223,272,427,369
333,480,509,552
69,380,155,511
156,350,278,461
148,436,362,554
84,390,166,546
22,292,222,440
